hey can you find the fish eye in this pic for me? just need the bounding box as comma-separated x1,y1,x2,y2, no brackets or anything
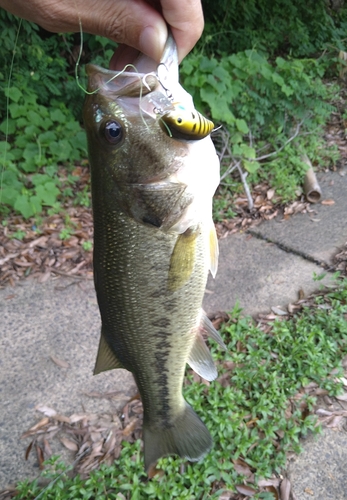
104,120,123,145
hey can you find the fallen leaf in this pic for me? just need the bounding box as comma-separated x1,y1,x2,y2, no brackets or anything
36,444,45,469
271,306,288,316
35,405,57,417
27,417,49,433
122,417,139,436
336,393,347,402
50,355,70,369
235,484,257,496
232,459,253,477
218,491,235,500
304,487,314,495
267,188,275,200
280,478,291,500
69,414,88,423
60,437,78,452
25,441,34,460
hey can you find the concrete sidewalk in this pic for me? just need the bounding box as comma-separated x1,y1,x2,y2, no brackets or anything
1,166,347,497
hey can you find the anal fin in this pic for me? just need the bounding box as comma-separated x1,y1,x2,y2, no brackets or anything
94,329,124,375
201,312,227,351
187,332,217,381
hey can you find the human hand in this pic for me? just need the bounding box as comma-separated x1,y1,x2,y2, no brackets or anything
0,0,204,67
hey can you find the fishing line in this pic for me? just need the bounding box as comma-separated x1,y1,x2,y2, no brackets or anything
0,17,22,206
73,17,152,129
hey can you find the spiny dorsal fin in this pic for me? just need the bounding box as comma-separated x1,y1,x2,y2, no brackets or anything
209,222,219,278
187,332,217,381
94,329,124,375
201,312,227,351
168,228,197,292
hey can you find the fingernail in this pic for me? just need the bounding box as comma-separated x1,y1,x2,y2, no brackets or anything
139,25,168,62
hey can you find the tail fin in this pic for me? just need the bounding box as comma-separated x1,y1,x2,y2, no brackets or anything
143,403,212,471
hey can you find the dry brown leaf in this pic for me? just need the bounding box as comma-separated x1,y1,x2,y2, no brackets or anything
35,405,57,417
257,478,280,488
69,414,88,424
264,485,279,499
50,355,70,369
235,484,257,496
326,415,344,428
267,188,275,200
122,417,139,436
27,417,50,433
36,444,45,470
43,438,53,459
218,491,235,500
232,459,253,477
280,478,291,500
25,441,34,461
336,392,347,401
60,437,79,452
304,487,314,495
271,306,288,316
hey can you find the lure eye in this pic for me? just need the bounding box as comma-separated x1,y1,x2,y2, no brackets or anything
104,120,123,145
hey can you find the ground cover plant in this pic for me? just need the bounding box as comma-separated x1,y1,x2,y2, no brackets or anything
6,277,347,500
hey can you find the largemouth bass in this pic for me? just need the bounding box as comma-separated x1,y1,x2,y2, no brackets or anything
83,32,224,471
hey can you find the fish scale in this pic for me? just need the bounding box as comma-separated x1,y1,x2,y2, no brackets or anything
83,31,225,471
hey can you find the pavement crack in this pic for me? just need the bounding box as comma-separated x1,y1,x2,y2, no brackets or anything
247,229,335,272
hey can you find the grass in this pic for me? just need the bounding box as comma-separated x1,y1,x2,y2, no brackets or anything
10,277,347,500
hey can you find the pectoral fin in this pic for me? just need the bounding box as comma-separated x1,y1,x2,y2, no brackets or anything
209,222,219,278
187,332,217,381
94,329,124,375
168,228,197,292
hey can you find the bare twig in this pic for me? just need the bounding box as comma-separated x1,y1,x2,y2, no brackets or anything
254,117,306,162
214,116,307,212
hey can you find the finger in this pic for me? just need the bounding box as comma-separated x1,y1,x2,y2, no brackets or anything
0,0,169,63
160,0,204,61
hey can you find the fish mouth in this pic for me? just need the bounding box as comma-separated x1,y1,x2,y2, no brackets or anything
85,30,178,99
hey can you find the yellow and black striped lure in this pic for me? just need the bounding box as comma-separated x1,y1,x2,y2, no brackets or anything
159,103,214,140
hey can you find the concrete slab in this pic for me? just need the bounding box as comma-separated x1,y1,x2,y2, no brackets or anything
0,278,136,488
203,232,330,317
287,427,347,500
249,169,347,265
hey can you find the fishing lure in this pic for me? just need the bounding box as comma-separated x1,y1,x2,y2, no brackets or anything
155,61,214,141
159,103,214,140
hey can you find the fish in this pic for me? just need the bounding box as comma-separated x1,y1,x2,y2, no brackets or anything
83,31,225,472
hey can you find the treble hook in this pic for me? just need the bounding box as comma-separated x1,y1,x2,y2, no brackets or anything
156,62,174,101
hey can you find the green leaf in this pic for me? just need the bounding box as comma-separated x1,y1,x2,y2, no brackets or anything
0,186,21,205
243,159,260,173
235,119,249,134
50,108,66,123
38,130,57,143
14,194,35,218
4,86,22,103
0,118,16,135
35,182,60,206
27,110,43,127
